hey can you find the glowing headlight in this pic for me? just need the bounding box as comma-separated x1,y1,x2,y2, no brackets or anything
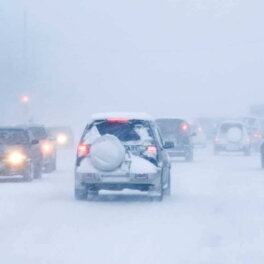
57,134,68,145
41,143,53,154
7,152,26,165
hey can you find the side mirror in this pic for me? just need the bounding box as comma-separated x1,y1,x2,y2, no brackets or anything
163,141,174,149
31,139,39,145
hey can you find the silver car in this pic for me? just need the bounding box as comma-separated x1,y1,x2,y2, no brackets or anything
75,113,173,201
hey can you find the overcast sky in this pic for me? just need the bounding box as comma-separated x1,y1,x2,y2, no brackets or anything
1,0,264,126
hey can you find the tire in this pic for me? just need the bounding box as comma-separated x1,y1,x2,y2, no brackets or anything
23,163,34,182
163,168,171,196
33,162,42,179
185,150,193,162
43,162,56,173
261,156,264,169
75,189,87,201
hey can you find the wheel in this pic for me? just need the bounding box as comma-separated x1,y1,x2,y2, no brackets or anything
23,163,34,182
33,162,42,179
261,156,264,169
87,189,99,200
163,168,171,196
43,162,56,173
75,189,88,200
185,150,193,162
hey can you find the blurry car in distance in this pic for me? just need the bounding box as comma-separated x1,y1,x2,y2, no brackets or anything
239,116,263,152
47,126,74,149
214,121,251,156
0,127,43,181
156,118,195,162
189,121,207,148
20,125,57,173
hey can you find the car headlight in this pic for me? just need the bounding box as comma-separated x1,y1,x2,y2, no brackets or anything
57,134,68,145
6,152,27,165
41,143,54,154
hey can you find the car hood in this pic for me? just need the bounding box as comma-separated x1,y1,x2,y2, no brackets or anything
0,145,28,157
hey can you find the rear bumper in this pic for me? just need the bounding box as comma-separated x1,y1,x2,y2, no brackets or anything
75,171,161,191
214,144,248,152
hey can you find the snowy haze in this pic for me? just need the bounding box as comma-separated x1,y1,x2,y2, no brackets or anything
1,0,264,125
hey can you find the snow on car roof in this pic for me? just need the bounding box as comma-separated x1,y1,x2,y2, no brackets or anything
91,112,154,121
220,120,245,125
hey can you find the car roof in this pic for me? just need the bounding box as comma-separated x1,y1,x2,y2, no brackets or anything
156,118,186,122
91,112,154,121
0,127,27,131
17,124,45,129
220,120,245,126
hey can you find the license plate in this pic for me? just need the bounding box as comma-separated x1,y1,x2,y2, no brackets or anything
100,174,129,182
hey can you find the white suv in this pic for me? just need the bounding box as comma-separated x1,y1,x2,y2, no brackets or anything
75,113,173,201
214,121,251,156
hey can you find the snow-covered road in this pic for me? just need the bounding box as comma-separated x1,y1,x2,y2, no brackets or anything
1,149,264,264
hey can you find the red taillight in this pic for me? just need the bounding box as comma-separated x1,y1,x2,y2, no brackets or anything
181,124,189,132
253,133,262,138
78,144,90,156
147,145,157,154
106,118,129,123
214,138,220,143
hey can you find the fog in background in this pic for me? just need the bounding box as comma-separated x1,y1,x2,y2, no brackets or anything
1,0,264,128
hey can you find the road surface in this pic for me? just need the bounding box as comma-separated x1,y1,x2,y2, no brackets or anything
0,149,264,264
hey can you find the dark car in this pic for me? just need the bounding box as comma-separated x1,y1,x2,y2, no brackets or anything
0,127,43,181
24,125,57,173
75,113,173,201
156,118,194,162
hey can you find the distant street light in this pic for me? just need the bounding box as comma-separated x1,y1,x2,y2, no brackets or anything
21,95,30,103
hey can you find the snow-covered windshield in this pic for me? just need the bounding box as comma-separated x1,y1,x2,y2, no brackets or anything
0,129,29,145
84,120,154,144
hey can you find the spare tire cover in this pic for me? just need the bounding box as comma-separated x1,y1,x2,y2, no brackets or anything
226,127,243,143
89,135,125,172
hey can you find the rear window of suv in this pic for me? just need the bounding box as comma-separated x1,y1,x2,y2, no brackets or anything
220,124,243,134
0,129,29,145
84,120,154,144
29,127,48,140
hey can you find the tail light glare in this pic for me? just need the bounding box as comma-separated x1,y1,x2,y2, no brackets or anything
181,124,189,131
214,138,220,143
78,144,90,156
147,146,157,154
253,133,262,138
106,118,129,123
